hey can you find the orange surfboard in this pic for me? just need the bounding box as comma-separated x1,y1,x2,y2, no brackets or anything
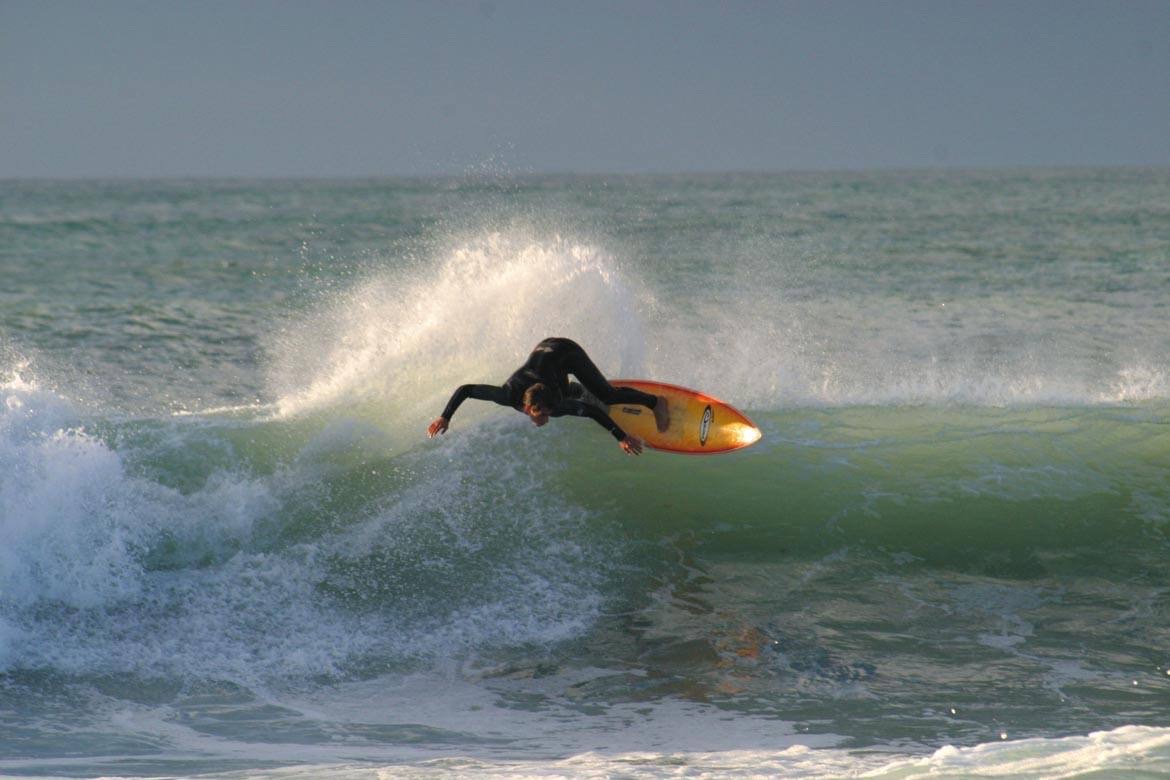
606,380,761,455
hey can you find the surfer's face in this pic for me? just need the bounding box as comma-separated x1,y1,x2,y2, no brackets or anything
524,404,550,427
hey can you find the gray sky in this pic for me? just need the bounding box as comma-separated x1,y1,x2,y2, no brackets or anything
2,0,1168,177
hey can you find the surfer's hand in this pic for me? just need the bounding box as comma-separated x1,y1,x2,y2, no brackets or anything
427,417,449,438
619,435,643,456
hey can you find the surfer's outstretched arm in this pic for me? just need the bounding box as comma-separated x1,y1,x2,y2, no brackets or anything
428,384,510,437
554,400,644,455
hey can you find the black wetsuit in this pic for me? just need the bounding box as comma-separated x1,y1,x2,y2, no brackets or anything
439,337,658,441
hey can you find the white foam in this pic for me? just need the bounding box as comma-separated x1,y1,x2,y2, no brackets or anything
30,724,1163,779
1,371,148,611
0,364,315,679
864,725,1170,778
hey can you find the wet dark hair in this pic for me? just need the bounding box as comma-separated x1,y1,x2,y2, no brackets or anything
522,383,557,411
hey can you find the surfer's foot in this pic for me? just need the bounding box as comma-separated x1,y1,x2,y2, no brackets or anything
653,395,670,432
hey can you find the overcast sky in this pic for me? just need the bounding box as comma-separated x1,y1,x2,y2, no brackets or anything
2,0,1168,177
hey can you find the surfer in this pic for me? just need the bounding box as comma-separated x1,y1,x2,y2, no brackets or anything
427,337,668,456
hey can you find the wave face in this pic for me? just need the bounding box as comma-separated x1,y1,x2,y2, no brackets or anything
2,171,1170,777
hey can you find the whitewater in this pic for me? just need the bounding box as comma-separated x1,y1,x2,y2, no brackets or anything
1,170,1169,778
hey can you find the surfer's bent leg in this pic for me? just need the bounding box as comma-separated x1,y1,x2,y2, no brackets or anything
557,340,657,409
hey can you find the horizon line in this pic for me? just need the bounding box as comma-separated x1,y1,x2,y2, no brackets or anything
3,162,1169,183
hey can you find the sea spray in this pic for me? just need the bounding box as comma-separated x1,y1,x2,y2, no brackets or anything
268,231,646,421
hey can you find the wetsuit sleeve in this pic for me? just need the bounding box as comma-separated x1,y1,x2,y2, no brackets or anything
441,384,511,420
551,400,628,442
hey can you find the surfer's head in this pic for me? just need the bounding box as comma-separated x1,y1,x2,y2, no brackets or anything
522,384,555,427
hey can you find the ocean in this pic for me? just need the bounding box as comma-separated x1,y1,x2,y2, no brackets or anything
1,169,1169,778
